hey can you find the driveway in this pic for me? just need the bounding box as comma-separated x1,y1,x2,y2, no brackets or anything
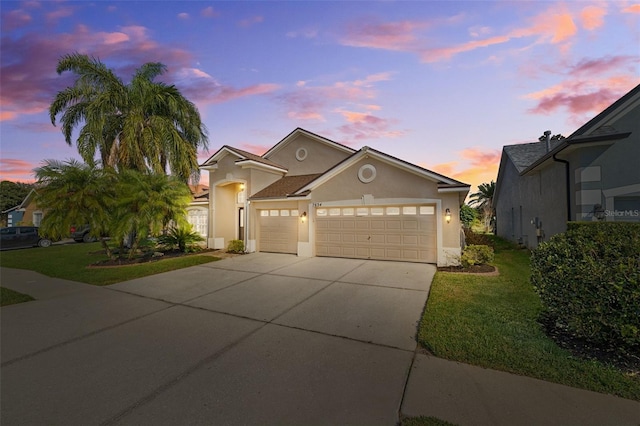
2,254,639,426
1,253,434,425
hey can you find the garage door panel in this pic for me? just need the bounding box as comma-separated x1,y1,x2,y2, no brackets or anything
259,212,297,254
316,204,437,263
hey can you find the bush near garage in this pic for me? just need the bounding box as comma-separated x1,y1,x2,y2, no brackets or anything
460,244,494,268
227,239,244,253
530,222,640,354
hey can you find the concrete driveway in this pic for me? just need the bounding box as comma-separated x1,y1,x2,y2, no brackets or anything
2,253,639,426
1,253,434,425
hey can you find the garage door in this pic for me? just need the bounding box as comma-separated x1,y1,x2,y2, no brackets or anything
258,209,298,254
316,205,436,263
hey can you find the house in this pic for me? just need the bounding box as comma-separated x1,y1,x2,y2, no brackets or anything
200,128,470,266
187,184,209,238
494,84,640,248
2,189,44,228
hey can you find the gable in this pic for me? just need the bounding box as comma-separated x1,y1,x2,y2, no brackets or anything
262,128,354,175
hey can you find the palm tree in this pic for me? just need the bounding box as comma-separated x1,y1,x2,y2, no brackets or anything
111,169,192,258
34,159,117,258
468,181,495,233
49,53,208,182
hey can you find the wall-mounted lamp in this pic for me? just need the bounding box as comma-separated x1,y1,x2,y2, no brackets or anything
239,183,245,191
593,204,605,221
445,208,451,224
300,211,307,223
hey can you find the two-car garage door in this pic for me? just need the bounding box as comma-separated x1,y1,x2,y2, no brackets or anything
315,205,437,263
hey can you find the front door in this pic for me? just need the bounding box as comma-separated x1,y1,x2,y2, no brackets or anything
238,207,245,240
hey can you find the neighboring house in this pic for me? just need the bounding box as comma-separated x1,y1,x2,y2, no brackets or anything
200,128,470,266
187,184,209,238
2,189,44,228
494,84,640,248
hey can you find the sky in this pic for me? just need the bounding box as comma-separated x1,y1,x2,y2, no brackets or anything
1,1,639,195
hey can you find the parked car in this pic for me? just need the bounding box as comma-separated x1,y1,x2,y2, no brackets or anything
0,226,52,250
70,225,96,243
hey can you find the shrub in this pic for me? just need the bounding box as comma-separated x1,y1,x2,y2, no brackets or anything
227,239,244,253
158,225,205,253
460,244,494,268
463,228,495,248
530,222,640,354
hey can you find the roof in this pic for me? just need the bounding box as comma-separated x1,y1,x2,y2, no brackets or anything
262,127,355,159
293,146,470,196
200,145,288,172
503,141,558,173
1,189,38,214
249,173,323,200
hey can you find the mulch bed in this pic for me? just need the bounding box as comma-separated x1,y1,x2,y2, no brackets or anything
538,314,640,376
88,248,229,268
437,264,497,274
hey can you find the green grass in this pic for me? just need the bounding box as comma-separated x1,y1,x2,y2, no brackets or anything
1,286,35,306
419,237,640,401
0,242,218,286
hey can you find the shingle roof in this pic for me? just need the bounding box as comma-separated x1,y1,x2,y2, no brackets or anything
503,140,562,173
250,174,323,199
223,146,287,170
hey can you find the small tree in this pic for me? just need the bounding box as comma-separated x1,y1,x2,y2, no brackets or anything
111,170,192,258
34,160,116,258
468,181,495,233
158,224,204,253
459,204,477,228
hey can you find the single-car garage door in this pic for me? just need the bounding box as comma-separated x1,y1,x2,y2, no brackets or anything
258,209,298,254
316,205,436,263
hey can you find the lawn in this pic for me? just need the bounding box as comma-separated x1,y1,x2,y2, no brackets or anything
1,286,35,306
418,237,640,401
0,242,218,286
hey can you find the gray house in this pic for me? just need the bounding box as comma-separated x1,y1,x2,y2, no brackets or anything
494,84,640,248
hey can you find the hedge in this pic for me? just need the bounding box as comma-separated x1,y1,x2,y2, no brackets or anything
530,222,640,354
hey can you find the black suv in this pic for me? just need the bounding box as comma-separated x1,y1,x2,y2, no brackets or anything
70,225,96,243
0,226,52,250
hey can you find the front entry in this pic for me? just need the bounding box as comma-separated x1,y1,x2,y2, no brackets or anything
238,207,245,240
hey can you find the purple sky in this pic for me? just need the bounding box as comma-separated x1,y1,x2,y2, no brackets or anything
1,1,638,194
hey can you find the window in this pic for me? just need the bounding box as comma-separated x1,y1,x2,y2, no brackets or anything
356,207,369,216
1,227,17,235
403,206,417,215
316,209,327,217
33,212,43,226
329,208,341,216
291,209,299,216
342,208,354,216
371,207,384,216
419,206,434,215
269,210,279,216
260,210,269,217
386,207,400,215
280,210,290,217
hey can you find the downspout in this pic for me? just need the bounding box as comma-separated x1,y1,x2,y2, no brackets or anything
552,154,571,222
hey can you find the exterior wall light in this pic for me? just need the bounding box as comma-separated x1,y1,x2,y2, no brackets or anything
300,211,307,223
239,183,245,191
445,208,451,223
593,204,605,221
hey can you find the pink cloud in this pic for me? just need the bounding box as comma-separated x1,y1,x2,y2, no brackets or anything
341,19,429,51
0,159,38,182
525,55,639,120
238,143,270,156
580,5,607,30
201,6,220,18
2,9,32,31
335,109,404,142
427,147,501,194
238,16,263,28
277,73,391,122
46,6,74,23
622,4,640,13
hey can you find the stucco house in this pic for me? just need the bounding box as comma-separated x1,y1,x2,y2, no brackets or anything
494,84,640,248
3,189,45,228
200,128,470,266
